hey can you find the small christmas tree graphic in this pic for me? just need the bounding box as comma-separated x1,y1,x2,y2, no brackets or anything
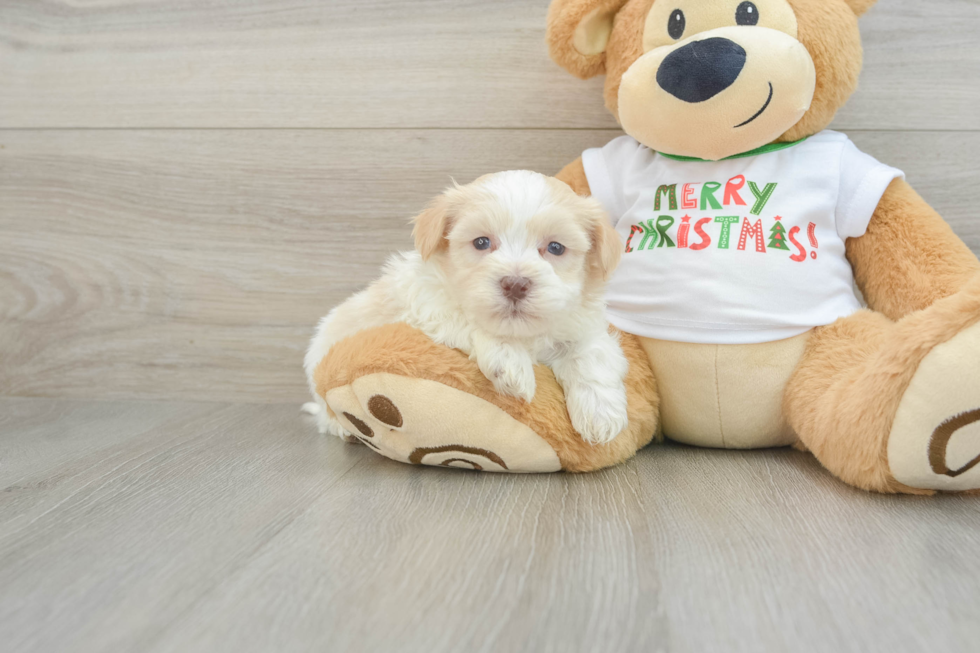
768,216,790,250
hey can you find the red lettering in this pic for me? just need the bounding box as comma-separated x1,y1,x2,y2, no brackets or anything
677,216,691,248
625,224,644,253
689,218,713,251
737,218,766,253
681,183,698,210
724,175,747,206
788,226,808,262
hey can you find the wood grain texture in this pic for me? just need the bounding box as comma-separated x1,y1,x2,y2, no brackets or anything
0,398,366,653
0,397,978,653
0,0,978,130
2,129,979,403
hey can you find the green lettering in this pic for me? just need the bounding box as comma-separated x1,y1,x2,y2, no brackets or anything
714,216,740,249
701,182,722,210
748,182,778,215
654,184,678,211
637,220,659,250
655,215,676,248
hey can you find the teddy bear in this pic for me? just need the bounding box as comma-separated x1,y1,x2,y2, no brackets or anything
311,0,980,494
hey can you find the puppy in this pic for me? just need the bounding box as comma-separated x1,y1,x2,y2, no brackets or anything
303,170,629,445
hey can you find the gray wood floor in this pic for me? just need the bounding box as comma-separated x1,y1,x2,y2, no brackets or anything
3,1,980,651
1,397,978,653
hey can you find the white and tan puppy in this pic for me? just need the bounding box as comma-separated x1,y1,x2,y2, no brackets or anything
303,170,629,445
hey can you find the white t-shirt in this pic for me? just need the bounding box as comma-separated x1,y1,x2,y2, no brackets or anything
582,130,904,344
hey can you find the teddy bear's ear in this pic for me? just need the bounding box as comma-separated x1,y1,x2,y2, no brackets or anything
547,0,630,79
843,0,878,16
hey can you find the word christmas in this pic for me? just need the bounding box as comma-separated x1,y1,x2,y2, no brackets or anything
623,176,819,262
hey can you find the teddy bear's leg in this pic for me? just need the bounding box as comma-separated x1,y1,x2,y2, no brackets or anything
312,323,660,473
785,275,980,494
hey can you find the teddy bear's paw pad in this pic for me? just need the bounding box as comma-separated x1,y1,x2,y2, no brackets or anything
323,372,562,473
888,321,980,492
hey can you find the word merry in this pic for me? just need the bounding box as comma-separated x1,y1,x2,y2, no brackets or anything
625,215,819,263
654,176,777,215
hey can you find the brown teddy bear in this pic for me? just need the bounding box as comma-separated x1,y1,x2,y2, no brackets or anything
312,0,980,494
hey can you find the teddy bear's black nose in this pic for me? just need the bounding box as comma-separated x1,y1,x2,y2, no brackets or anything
656,37,747,103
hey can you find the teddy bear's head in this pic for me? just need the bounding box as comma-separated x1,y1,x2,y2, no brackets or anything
547,0,875,160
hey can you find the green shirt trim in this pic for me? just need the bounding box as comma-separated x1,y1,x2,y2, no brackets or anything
656,137,810,163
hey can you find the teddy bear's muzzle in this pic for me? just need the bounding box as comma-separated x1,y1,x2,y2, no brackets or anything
656,37,747,104
618,26,815,161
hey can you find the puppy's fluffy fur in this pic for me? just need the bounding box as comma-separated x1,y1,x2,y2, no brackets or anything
304,170,629,444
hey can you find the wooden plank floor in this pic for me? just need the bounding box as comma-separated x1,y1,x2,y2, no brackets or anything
1,397,978,653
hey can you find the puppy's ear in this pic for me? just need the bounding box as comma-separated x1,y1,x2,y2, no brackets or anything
547,0,629,80
411,192,455,260
843,0,878,17
587,206,623,282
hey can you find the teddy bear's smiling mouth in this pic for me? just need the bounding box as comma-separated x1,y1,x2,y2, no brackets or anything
734,82,774,128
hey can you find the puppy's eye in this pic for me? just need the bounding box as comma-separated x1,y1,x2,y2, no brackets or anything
668,9,685,40
735,2,759,26
547,242,566,256
473,237,492,251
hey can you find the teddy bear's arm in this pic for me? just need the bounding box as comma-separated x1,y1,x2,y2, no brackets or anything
845,179,980,321
556,156,592,196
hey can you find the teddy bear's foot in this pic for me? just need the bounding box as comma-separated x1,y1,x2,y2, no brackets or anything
325,372,562,472
787,277,980,494
888,321,980,492
311,323,661,473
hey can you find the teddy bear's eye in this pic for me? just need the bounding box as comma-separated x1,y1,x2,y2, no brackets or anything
736,2,760,26
668,9,685,40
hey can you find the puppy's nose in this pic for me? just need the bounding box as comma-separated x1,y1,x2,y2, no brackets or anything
500,276,532,302
657,37,747,103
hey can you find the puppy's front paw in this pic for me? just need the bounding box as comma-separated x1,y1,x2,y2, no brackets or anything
490,361,536,403
566,382,629,445
473,338,536,402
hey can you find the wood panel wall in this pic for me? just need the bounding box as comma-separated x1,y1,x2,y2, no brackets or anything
2,0,979,403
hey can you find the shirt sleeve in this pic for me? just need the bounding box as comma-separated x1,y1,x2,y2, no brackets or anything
581,135,642,224
836,138,905,239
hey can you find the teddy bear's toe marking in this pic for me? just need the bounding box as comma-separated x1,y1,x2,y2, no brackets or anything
350,434,381,451
367,395,403,428
409,445,508,471
889,321,980,491
929,409,980,478
342,411,374,438
440,459,483,470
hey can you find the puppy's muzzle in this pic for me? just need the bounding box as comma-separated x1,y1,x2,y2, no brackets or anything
500,276,532,302
656,37,747,103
